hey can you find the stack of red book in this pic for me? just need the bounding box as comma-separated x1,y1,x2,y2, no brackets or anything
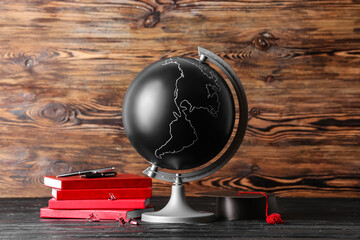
40,174,153,221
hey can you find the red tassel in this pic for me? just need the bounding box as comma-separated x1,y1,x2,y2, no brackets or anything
266,213,284,224
237,192,284,224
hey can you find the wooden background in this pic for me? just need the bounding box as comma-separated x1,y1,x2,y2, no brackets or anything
0,0,359,198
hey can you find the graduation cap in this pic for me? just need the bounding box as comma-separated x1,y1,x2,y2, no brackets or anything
200,191,284,224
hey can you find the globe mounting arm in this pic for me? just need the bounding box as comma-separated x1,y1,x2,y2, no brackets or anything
143,47,248,183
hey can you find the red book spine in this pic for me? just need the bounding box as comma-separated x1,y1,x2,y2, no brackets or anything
52,188,152,200
40,207,154,220
48,198,150,209
44,174,152,189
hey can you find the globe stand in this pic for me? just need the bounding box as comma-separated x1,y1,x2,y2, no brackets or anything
140,47,248,224
142,175,214,223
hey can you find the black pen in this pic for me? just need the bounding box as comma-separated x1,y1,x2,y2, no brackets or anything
80,171,117,178
57,167,115,177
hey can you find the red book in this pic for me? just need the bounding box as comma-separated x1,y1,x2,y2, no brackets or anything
48,198,150,209
40,207,154,220
52,188,151,200
44,174,151,190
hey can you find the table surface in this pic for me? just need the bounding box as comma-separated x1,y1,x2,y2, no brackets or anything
0,197,359,239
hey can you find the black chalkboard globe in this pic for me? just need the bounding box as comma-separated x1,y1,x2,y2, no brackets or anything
122,57,235,170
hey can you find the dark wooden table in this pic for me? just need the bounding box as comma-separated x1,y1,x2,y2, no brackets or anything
0,197,359,239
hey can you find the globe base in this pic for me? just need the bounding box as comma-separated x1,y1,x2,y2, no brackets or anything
141,183,215,223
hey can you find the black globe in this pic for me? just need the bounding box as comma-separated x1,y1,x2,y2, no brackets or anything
122,57,235,170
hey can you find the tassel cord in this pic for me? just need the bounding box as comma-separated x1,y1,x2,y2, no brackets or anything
237,191,284,224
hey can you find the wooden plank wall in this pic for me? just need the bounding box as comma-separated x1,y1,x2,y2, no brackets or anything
0,0,359,198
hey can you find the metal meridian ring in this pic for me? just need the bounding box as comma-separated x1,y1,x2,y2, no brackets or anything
143,46,248,183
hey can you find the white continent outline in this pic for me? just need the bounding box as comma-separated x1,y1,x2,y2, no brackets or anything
180,58,222,117
154,58,221,159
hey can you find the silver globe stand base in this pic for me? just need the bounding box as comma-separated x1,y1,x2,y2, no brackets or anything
141,183,215,223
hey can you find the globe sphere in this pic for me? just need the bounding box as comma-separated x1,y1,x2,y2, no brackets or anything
122,57,235,170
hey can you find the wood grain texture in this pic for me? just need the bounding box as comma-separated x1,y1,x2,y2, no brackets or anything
1,197,360,239
0,0,359,197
